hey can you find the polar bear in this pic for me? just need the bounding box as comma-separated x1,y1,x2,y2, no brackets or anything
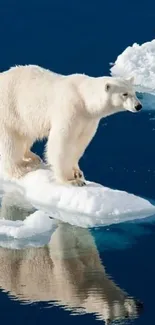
0,65,142,186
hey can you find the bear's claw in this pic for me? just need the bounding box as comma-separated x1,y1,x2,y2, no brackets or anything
73,167,84,180
69,179,86,187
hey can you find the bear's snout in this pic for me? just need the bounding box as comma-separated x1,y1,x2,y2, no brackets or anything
135,103,142,112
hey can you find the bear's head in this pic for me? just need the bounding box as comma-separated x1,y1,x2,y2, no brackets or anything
104,76,142,113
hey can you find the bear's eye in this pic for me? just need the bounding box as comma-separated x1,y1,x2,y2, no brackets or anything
123,93,128,97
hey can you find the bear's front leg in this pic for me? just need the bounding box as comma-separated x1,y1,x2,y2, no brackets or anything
45,129,86,187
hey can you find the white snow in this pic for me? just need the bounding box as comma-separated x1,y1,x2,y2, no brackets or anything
0,160,155,247
110,39,155,95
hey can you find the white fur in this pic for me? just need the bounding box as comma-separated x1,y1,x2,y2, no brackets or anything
0,65,142,185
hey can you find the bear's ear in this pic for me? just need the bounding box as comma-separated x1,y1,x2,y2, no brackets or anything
105,83,110,92
126,76,134,84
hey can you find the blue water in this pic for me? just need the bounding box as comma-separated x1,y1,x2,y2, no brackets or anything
0,0,155,324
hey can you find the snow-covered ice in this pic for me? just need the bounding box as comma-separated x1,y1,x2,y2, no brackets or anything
0,159,155,247
110,39,155,96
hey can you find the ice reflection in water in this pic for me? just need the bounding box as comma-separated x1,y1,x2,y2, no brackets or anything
0,190,143,324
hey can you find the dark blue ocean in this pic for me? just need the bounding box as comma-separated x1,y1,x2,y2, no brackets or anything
0,0,155,324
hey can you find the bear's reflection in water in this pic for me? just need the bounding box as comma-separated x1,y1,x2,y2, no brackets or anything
0,190,143,324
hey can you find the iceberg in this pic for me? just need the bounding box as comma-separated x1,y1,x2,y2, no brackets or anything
110,39,155,96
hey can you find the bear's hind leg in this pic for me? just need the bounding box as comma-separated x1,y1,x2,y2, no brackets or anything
23,141,42,166
0,131,37,179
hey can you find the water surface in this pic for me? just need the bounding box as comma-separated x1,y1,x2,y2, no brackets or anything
0,0,155,324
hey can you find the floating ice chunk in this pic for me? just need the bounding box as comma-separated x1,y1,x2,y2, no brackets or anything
110,39,155,95
0,211,55,239
0,161,154,233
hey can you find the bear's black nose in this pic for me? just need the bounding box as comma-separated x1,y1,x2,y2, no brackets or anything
135,103,142,111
